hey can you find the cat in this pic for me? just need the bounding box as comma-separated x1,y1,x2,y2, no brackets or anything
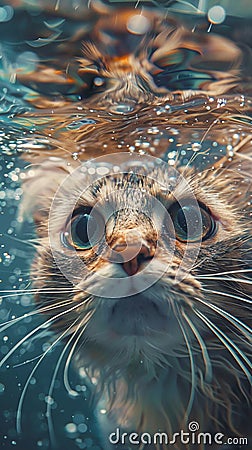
19,139,251,450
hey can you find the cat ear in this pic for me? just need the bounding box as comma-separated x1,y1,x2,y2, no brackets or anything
18,158,73,234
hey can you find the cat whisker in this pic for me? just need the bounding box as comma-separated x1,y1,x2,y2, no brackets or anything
182,310,213,383
63,309,95,397
0,289,76,299
202,287,252,305
196,293,251,339
194,309,252,383
174,303,196,420
196,268,252,277
0,285,79,294
3,234,42,249
0,298,90,368
46,317,87,446
0,299,76,333
196,276,252,285
16,319,78,435
12,352,47,368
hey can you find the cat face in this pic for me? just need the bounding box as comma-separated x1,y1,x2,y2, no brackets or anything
23,149,251,369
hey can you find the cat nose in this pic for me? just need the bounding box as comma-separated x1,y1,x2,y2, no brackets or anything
114,244,153,276
122,245,153,276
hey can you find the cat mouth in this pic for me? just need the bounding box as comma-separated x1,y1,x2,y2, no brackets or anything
108,294,170,336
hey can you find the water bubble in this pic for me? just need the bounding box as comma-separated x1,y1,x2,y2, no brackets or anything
65,422,77,436
109,103,135,114
93,77,105,87
78,423,88,433
0,5,14,22
0,382,5,393
73,413,85,424
67,119,96,130
75,384,87,392
45,395,54,405
16,51,39,74
72,152,79,160
191,142,202,152
96,166,110,176
147,127,160,135
127,14,150,35
208,6,226,24
156,107,166,116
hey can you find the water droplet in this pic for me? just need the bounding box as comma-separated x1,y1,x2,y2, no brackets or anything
0,5,14,22
109,103,135,114
147,127,160,135
93,77,104,87
73,413,85,424
208,6,226,24
65,422,77,434
16,51,39,74
67,119,96,130
191,142,202,152
96,166,110,176
127,14,150,35
156,107,166,116
78,423,88,433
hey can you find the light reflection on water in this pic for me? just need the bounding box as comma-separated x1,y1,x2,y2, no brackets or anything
0,1,251,449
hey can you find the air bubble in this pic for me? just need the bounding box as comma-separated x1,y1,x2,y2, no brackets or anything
191,142,202,152
127,14,150,35
0,5,14,22
65,422,77,434
109,103,135,114
96,167,110,176
93,77,104,87
208,6,226,24
78,423,88,433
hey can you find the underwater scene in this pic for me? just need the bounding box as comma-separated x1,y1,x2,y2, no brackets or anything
0,1,251,450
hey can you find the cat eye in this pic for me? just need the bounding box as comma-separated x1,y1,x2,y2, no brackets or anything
62,207,105,250
168,202,216,243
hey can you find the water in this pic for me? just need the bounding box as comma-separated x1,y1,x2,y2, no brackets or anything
0,1,251,449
